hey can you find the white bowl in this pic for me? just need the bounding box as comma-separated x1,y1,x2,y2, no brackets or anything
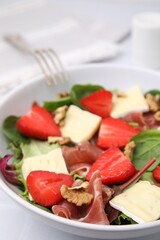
1,64,160,239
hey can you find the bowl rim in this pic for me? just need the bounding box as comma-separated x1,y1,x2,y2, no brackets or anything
1,63,160,232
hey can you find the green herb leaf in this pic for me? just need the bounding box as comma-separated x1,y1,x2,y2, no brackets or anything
2,116,30,145
43,96,72,112
131,130,160,171
114,213,136,225
21,139,59,158
71,84,104,107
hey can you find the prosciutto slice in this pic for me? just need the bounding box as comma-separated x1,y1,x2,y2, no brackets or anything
123,111,160,130
52,171,112,225
62,142,103,168
69,163,91,177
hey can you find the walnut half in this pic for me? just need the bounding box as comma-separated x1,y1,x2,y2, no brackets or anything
145,93,160,112
48,136,71,145
60,182,93,206
123,141,135,159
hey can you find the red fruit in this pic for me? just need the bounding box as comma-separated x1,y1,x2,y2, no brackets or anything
152,165,160,183
26,171,74,207
86,147,137,185
80,89,112,118
17,104,61,140
97,117,140,149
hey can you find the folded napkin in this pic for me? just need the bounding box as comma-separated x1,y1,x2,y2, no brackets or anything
0,0,130,94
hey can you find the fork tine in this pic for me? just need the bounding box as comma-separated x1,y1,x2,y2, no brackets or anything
31,51,52,85
34,49,58,85
43,49,65,84
48,48,69,82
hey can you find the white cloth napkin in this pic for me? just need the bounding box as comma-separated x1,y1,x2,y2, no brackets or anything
0,0,130,94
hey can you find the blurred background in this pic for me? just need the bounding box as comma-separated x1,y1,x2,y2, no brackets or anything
0,0,160,94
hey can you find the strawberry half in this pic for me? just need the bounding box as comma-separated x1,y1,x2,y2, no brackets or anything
86,147,137,185
17,103,61,140
26,170,74,206
152,165,160,183
97,117,140,149
80,89,112,118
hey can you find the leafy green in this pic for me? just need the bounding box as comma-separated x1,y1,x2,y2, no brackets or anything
145,89,160,97
70,84,104,107
43,96,72,112
21,139,59,158
114,213,136,225
140,172,155,184
2,116,30,145
7,142,23,160
131,130,160,171
72,173,86,181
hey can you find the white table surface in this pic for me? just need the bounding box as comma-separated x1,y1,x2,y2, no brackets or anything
1,1,160,240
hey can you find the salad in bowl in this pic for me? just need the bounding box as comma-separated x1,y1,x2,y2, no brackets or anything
0,64,160,239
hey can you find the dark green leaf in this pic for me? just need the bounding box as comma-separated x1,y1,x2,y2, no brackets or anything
145,89,160,97
131,130,160,171
2,116,30,145
114,213,136,225
71,84,104,107
140,172,155,184
43,96,72,112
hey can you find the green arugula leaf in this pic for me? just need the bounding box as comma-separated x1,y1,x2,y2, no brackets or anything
131,130,160,171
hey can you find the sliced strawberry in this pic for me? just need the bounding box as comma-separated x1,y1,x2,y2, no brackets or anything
80,89,112,118
26,171,74,207
17,103,61,140
86,147,137,185
97,117,140,149
152,165,160,183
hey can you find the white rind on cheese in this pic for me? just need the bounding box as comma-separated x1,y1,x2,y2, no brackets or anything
111,86,149,118
22,148,68,180
109,181,160,223
60,105,102,143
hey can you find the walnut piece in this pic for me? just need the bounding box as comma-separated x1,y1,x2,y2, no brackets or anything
48,136,71,145
54,105,68,125
124,141,135,159
60,182,93,206
154,111,160,121
145,93,160,112
57,92,70,98
117,90,127,98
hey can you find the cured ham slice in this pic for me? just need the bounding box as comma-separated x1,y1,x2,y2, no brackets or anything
78,170,110,224
69,163,91,177
62,141,103,167
52,171,113,225
123,112,160,130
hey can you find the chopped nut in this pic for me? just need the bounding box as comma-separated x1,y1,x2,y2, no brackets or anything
145,93,160,112
154,111,160,121
124,141,135,159
60,182,93,206
57,92,69,98
48,136,71,145
117,91,127,98
54,105,68,125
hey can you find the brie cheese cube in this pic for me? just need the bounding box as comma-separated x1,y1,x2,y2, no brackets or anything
110,181,160,223
22,148,68,180
60,105,102,143
111,86,149,118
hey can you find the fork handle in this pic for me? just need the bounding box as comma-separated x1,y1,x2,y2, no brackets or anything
4,34,32,53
